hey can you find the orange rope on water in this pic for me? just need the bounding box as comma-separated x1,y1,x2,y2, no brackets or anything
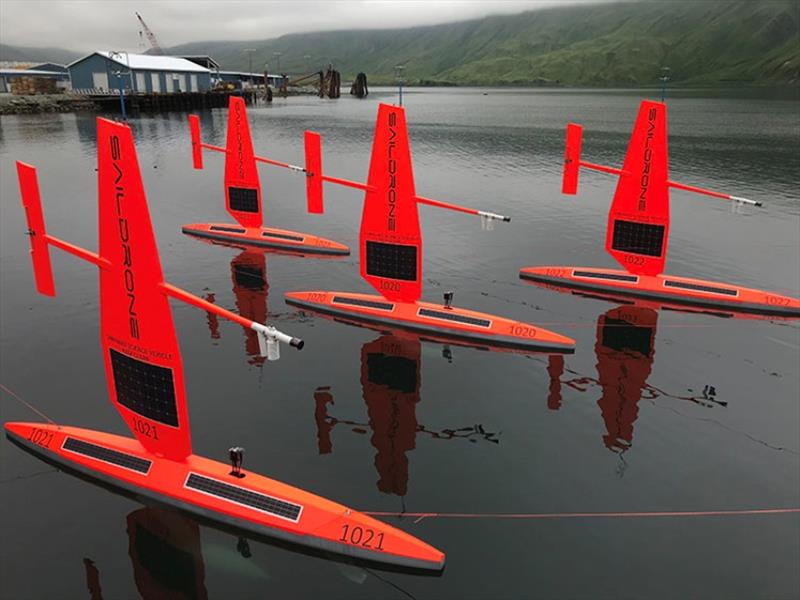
0,383,57,426
364,508,800,524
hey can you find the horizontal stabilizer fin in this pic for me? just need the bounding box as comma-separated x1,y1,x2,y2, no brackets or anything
304,131,324,214
17,162,55,297
563,123,582,195
189,114,203,169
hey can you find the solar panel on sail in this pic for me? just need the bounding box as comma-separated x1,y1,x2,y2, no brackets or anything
365,241,417,281
611,220,665,257
228,187,259,213
110,349,179,427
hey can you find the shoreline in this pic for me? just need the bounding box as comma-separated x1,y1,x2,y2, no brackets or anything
2,83,797,116
0,94,99,115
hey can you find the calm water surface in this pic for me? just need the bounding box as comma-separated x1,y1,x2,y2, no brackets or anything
1,88,799,599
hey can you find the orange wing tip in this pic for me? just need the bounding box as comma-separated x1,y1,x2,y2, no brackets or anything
562,123,582,195
189,114,203,169
304,131,324,214
17,161,56,297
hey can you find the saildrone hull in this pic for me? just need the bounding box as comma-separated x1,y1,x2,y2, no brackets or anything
5,422,444,571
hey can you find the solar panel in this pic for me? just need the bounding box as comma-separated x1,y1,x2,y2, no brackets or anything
210,225,246,234
600,316,653,357
62,437,151,474
110,349,179,427
367,353,417,393
262,231,304,242
418,308,491,328
228,187,259,213
332,296,394,311
573,270,639,283
365,241,417,281
663,279,738,297
185,473,302,522
611,220,665,257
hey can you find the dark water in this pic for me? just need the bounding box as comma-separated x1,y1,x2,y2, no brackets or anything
1,88,798,599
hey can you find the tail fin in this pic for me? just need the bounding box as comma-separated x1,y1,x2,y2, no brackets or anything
97,118,192,460
605,100,669,276
360,104,422,303
17,162,55,296
304,131,324,214
562,124,582,195
189,114,203,169
224,96,262,229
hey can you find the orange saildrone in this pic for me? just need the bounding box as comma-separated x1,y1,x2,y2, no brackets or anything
185,97,349,256
520,99,800,317
285,103,576,353
5,118,444,571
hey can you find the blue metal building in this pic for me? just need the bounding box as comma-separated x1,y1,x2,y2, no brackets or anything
67,51,211,93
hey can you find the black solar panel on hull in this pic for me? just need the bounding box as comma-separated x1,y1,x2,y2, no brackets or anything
418,308,491,328
573,270,639,283
63,437,151,473
262,231,304,242
365,241,417,281
332,296,394,311
663,280,738,297
228,187,259,213
186,473,302,521
210,225,246,234
110,349,179,427
611,220,665,257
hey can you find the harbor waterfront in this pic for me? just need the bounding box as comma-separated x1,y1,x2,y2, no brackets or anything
1,87,799,599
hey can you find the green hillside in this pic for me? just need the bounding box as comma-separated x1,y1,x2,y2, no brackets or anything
165,0,799,86
2,1,797,86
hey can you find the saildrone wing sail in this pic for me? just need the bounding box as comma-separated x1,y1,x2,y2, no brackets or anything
360,104,422,303
224,96,262,229
606,100,670,276
97,118,192,460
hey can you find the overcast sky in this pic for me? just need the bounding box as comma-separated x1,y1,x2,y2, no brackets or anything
1,1,593,51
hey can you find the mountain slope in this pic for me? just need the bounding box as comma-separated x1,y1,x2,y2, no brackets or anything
2,1,796,86
0,44,81,64
164,0,798,86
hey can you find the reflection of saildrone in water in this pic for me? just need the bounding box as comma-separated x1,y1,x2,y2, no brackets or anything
315,334,499,497
547,305,721,453
594,306,657,452
205,250,269,366
127,507,208,600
